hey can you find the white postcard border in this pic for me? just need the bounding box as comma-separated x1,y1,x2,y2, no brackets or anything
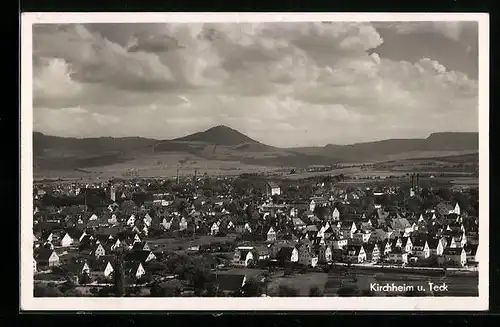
20,12,489,311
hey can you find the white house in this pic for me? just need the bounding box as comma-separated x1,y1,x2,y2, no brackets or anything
352,229,372,244
331,207,340,221
297,245,318,267
266,182,281,197
266,227,277,242
328,235,348,250
60,232,75,248
179,217,188,231
387,249,408,264
233,247,255,267
450,203,461,216
127,215,136,227
346,245,366,263
428,238,444,257
340,221,357,239
412,239,430,259
441,247,467,267
210,222,220,236
103,261,114,278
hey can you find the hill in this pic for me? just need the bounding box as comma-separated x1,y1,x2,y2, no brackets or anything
32,127,479,173
172,125,261,146
290,132,479,162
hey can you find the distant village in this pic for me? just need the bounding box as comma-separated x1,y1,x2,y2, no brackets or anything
32,172,480,297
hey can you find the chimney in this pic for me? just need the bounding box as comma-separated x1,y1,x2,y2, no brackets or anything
410,174,414,189
416,174,419,189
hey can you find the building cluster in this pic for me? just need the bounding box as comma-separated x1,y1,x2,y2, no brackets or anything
32,177,479,286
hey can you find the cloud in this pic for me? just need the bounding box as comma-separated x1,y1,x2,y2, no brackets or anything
32,22,478,146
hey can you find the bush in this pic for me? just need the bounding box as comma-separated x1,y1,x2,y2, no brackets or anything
309,285,323,297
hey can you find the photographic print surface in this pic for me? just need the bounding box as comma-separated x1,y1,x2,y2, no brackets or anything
21,13,489,311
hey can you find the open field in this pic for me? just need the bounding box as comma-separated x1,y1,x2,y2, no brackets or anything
34,149,479,182
146,235,237,253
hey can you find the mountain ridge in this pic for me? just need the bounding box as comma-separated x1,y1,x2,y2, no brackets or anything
32,126,479,171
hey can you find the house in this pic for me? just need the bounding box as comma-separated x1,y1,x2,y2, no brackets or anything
92,243,106,258
363,243,381,262
352,229,372,244
235,223,252,234
389,218,413,236
340,221,357,239
317,245,333,263
35,248,60,267
327,235,348,250
267,227,277,242
253,246,271,261
210,222,220,236
331,207,340,221
377,240,392,256
60,232,75,248
143,213,153,227
179,217,188,231
67,261,91,281
412,238,430,259
317,222,330,239
400,237,413,254
276,246,299,266
427,238,444,257
297,244,318,267
450,203,461,216
441,247,467,267
266,182,281,197
161,217,173,230
346,245,366,263
127,215,136,227
309,197,328,212
464,244,479,263
292,217,306,231
125,261,146,280
387,248,408,264
233,247,255,267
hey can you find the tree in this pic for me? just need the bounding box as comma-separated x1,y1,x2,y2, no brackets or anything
240,278,262,297
113,254,126,297
308,285,323,297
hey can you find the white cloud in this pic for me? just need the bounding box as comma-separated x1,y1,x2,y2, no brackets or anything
32,22,478,146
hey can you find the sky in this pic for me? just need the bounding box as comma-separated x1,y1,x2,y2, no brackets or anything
32,21,479,147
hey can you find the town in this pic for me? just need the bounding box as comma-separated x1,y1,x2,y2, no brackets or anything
32,172,480,297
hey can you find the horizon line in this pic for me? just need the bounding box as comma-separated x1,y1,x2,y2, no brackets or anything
32,125,479,148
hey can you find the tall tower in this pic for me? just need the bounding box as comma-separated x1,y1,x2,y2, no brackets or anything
110,184,116,202
409,173,415,197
